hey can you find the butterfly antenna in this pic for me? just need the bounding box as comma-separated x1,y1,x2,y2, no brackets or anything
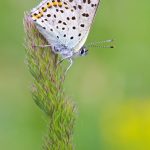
87,39,114,48
90,45,114,48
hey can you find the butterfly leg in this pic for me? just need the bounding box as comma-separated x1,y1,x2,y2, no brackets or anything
57,56,71,65
56,55,73,74
65,58,73,74
32,44,51,48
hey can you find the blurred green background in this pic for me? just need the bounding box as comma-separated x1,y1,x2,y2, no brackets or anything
0,0,150,149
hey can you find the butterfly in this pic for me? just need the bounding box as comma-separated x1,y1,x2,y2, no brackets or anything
30,0,100,72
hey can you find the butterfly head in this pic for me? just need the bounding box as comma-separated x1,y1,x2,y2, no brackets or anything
78,46,88,56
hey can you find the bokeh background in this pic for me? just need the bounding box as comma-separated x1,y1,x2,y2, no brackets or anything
0,0,150,149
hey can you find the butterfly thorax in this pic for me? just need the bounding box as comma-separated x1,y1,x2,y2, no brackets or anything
53,44,73,58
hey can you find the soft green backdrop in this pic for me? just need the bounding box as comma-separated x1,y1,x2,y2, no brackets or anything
0,0,150,149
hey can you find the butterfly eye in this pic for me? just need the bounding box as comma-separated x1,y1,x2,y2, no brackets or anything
79,47,88,56
80,49,85,55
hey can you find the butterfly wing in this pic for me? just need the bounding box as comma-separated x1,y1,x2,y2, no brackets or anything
64,0,100,52
30,0,65,47
30,0,100,50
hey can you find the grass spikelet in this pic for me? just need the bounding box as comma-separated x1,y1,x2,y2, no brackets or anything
23,14,76,150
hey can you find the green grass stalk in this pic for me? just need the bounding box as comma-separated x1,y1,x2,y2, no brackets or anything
23,14,76,150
